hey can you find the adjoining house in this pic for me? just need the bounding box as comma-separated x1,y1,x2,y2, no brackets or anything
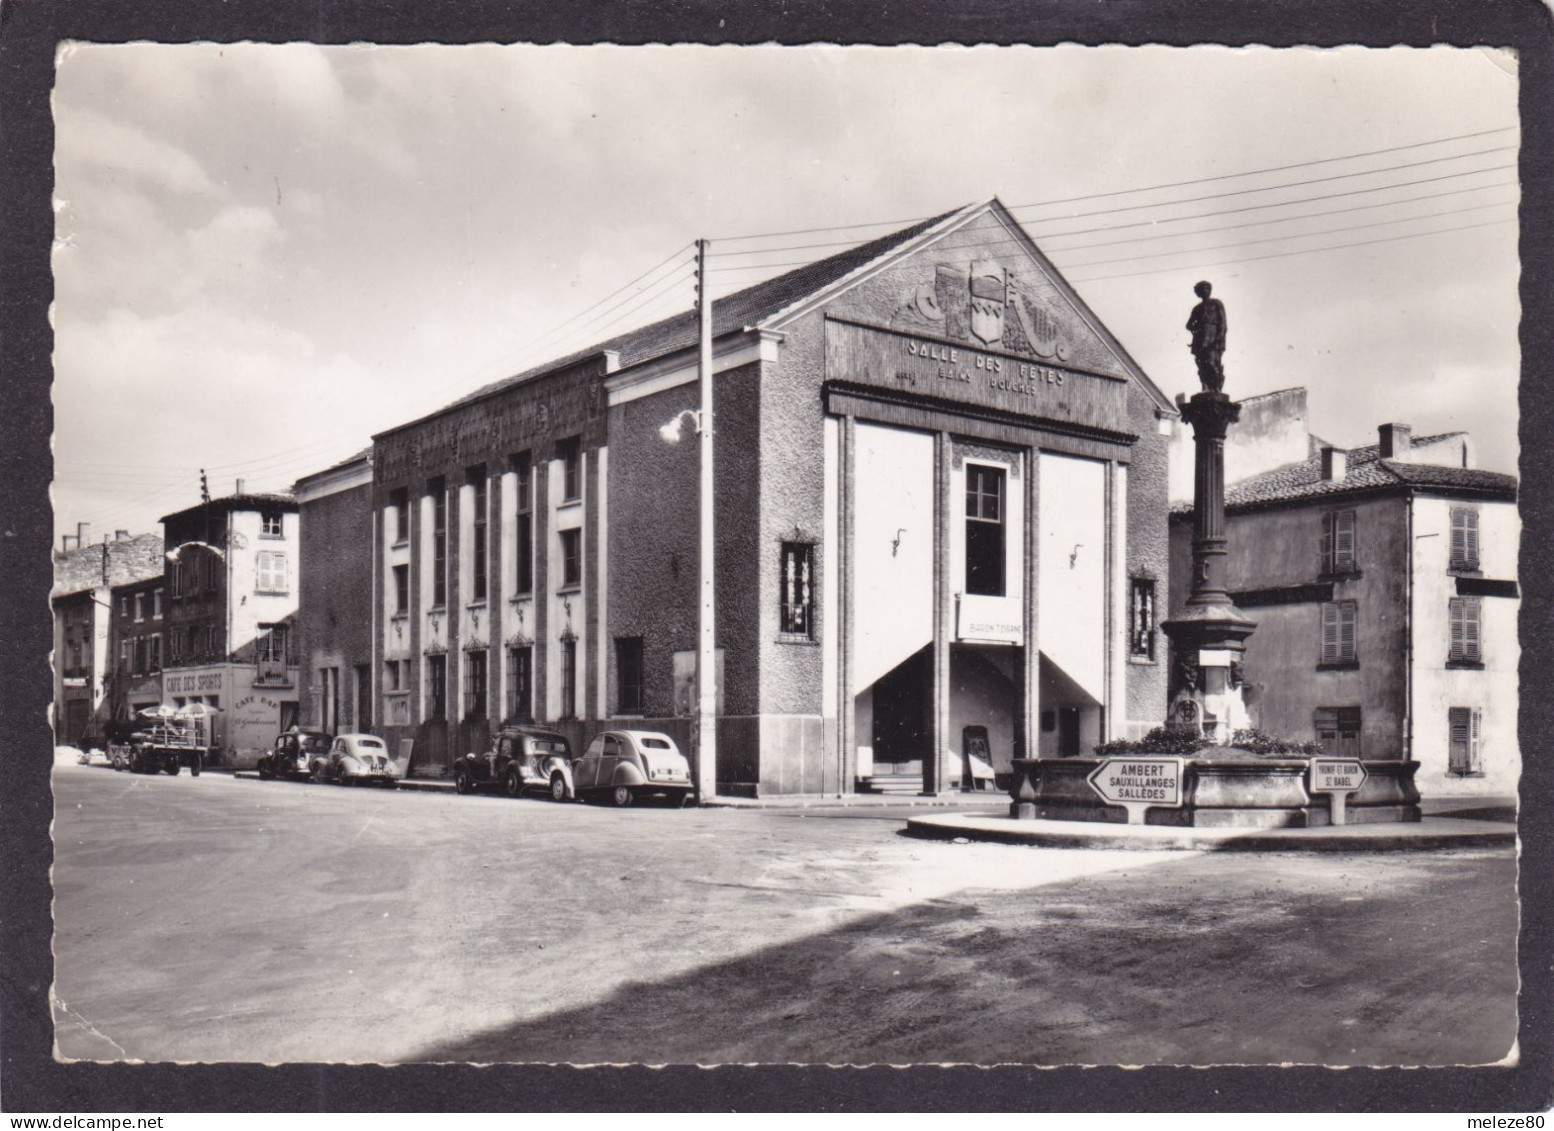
358,198,1177,795
50,525,164,746
1167,396,1519,796
109,572,167,720
159,487,301,766
292,449,375,740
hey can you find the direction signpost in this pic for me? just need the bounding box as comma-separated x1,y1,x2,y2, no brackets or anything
1086,757,1186,825
1310,758,1368,826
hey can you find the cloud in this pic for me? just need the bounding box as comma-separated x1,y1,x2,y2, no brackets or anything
54,105,223,199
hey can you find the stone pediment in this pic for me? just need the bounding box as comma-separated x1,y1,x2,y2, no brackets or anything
818,209,1135,384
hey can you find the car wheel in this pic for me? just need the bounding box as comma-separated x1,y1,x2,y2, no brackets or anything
165,762,181,776
503,769,524,799
678,791,694,809
311,761,329,785
335,766,351,787
454,771,472,795
258,760,273,780
190,756,201,778
549,773,569,803
611,784,635,809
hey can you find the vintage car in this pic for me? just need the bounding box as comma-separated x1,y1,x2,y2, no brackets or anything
309,733,401,787
572,729,693,808
454,725,576,800
256,728,334,780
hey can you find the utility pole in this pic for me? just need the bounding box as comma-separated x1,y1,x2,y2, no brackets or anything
694,238,717,803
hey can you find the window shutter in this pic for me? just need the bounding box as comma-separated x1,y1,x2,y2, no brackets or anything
1465,598,1482,662
1451,508,1480,569
1465,511,1480,568
1321,603,1338,662
1340,601,1357,661
1320,512,1333,573
1335,511,1356,570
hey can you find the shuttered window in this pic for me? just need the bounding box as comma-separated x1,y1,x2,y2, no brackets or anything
1320,600,1358,664
1321,510,1357,574
1448,707,1482,775
1448,597,1482,664
1314,706,1362,757
1450,508,1480,571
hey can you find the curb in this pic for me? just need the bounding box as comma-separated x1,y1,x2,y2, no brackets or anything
904,812,1518,852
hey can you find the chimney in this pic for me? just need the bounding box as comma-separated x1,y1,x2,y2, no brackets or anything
1378,423,1412,460
1320,447,1348,481
235,478,246,495
114,529,129,541
76,521,90,548
60,534,71,553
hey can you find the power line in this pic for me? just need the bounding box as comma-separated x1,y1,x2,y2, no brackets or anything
453,241,694,388
1065,216,1515,284
1058,200,1514,271
710,124,1518,243
705,162,1517,276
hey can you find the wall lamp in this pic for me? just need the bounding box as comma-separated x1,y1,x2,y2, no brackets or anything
659,409,705,444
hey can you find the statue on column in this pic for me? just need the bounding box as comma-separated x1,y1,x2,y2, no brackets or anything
1186,280,1227,392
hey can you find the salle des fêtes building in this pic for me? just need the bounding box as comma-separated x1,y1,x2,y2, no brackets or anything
294,199,1179,795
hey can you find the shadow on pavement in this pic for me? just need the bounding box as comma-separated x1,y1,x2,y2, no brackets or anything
409,846,1517,1068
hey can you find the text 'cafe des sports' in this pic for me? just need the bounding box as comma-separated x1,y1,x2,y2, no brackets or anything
367,198,1177,796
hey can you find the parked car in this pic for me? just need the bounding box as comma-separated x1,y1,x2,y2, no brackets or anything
572,729,693,808
454,725,577,800
256,728,334,780
310,733,401,787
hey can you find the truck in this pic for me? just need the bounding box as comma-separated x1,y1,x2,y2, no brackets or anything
111,705,209,777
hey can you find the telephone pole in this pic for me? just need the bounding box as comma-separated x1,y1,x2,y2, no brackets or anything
694,238,717,803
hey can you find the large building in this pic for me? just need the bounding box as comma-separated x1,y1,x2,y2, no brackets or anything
108,572,167,720
363,199,1177,794
159,489,301,765
1168,404,1519,796
50,526,164,746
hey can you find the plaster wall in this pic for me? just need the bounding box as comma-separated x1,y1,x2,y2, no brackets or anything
226,509,300,660
297,479,373,733
1167,387,1310,503
1038,451,1107,703
1123,387,1171,737
1409,495,1519,795
1199,495,1409,757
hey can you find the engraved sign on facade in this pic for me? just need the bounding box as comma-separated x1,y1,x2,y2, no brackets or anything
825,316,1129,435
957,593,1022,644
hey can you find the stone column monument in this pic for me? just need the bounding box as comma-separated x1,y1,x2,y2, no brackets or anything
1161,282,1256,743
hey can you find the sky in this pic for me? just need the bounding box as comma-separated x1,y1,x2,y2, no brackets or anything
50,43,1521,541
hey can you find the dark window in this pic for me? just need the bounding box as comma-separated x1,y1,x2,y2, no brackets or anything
429,477,447,607
560,528,582,589
1314,706,1362,757
1450,508,1480,571
508,645,533,723
389,488,409,544
256,623,290,665
261,510,284,537
464,649,488,720
513,452,533,594
1448,707,1482,775
558,437,582,501
617,637,644,714
149,634,162,672
468,466,488,602
1129,578,1156,660
559,639,577,719
427,654,447,720
354,664,372,730
1321,509,1357,574
965,465,1006,597
1320,600,1357,664
1448,597,1482,664
779,543,816,638
392,565,410,615
153,587,163,618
